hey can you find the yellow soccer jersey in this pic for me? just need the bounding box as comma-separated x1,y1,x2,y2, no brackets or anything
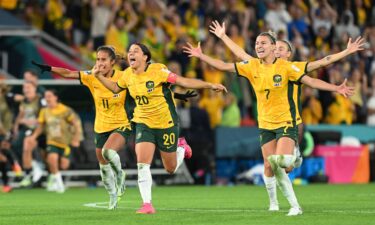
38,103,75,148
79,70,131,133
117,63,178,129
234,58,307,130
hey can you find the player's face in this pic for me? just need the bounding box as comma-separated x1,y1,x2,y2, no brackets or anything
22,82,36,98
127,44,147,69
96,51,114,75
275,41,291,60
255,36,275,59
44,91,58,106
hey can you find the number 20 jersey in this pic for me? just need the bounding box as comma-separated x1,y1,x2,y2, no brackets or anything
117,63,178,129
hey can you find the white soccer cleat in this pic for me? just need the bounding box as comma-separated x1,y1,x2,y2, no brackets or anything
117,170,126,199
32,167,43,183
293,146,303,168
108,194,118,210
268,203,279,211
55,185,65,194
287,207,303,216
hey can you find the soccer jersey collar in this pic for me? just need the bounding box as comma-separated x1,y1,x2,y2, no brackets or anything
260,58,278,64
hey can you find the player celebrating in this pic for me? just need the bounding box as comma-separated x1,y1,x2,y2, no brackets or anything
94,43,226,214
32,46,130,209
24,89,81,193
208,20,361,212
183,30,362,215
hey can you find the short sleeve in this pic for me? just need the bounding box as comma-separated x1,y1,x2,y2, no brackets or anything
155,64,177,84
65,108,75,123
38,109,45,124
79,70,92,86
287,61,308,82
234,59,256,79
117,72,127,89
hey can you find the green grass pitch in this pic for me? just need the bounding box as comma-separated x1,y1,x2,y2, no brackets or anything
1,184,374,225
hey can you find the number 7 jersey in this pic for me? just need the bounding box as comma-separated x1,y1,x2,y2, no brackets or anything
79,70,132,133
117,63,178,129
234,58,307,130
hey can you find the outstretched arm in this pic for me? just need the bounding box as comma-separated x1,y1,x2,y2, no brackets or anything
175,76,227,93
93,65,123,94
306,37,366,72
183,42,236,72
32,61,79,79
209,20,252,61
301,76,355,98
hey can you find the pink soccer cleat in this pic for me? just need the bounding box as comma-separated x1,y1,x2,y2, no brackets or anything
178,137,192,159
136,203,156,214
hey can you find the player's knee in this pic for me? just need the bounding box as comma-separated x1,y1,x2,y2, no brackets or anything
165,167,176,175
101,148,110,161
277,155,295,168
263,161,273,173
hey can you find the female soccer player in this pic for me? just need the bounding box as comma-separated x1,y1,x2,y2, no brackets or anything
32,46,130,209
207,20,361,212
24,89,81,193
94,43,226,214
183,30,363,215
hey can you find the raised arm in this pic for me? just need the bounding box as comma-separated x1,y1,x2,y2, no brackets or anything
306,37,365,72
93,66,123,94
209,20,252,61
183,42,236,72
32,61,79,79
301,76,355,98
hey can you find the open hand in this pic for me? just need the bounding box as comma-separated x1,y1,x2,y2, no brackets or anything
336,78,355,98
346,36,366,54
211,83,227,93
182,42,203,58
209,20,226,39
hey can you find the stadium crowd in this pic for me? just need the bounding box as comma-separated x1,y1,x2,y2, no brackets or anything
1,0,375,192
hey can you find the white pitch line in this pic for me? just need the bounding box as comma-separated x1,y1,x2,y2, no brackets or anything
83,202,375,214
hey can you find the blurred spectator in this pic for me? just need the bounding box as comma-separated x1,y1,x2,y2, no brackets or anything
264,0,291,37
287,3,309,42
199,90,224,129
348,68,368,123
301,86,323,124
335,11,360,40
310,0,337,35
220,92,241,127
91,0,114,49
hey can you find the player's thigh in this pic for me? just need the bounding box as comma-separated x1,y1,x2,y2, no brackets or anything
262,139,277,161
103,132,127,151
135,142,156,164
276,137,295,155
159,151,177,173
275,126,298,155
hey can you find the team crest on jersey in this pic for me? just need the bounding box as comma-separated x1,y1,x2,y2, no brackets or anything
146,81,154,93
84,70,92,75
273,75,282,87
